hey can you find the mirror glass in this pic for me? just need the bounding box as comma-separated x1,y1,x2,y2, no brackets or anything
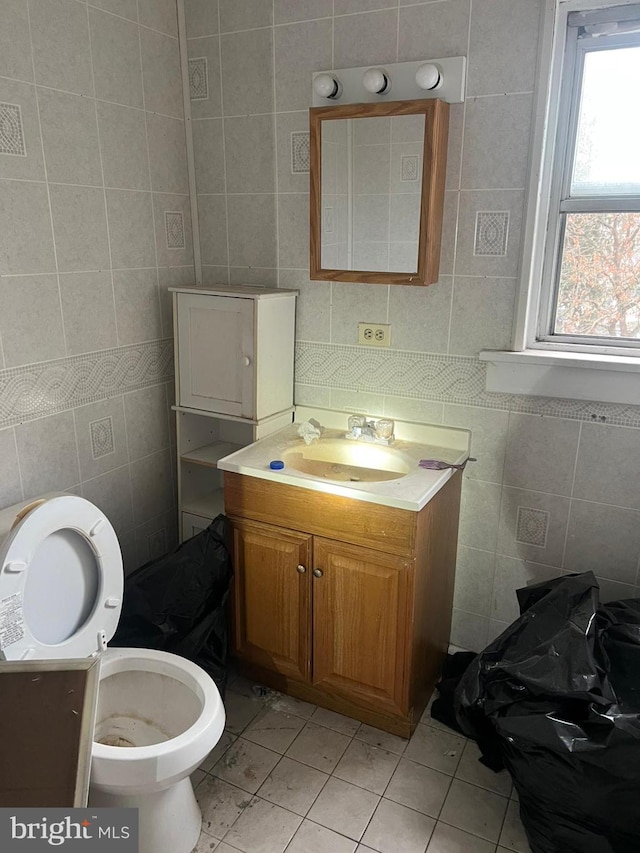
310,99,449,286
321,114,425,274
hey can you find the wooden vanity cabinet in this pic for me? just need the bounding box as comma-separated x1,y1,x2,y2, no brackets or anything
225,469,462,737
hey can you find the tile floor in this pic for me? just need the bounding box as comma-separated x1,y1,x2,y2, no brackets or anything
190,673,532,853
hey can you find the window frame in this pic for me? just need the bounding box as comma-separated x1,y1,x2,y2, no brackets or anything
513,0,640,359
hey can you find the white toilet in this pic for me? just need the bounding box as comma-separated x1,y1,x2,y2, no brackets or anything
0,494,225,853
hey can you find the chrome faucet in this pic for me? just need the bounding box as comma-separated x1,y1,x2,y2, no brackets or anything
345,415,395,445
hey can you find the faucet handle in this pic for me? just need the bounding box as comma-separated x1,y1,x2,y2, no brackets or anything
347,414,366,432
375,418,394,440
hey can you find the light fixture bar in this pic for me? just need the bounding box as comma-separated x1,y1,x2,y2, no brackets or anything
311,57,466,107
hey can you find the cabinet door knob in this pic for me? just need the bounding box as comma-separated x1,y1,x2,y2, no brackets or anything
313,568,323,578
242,355,251,367
296,564,306,574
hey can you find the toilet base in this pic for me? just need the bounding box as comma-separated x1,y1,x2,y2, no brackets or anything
89,777,201,853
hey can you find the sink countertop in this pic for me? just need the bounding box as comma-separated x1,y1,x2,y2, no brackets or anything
217,414,470,511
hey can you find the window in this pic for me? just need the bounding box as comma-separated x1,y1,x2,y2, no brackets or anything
482,1,640,403
538,4,640,351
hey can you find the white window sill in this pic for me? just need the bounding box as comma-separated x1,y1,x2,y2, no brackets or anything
479,349,640,406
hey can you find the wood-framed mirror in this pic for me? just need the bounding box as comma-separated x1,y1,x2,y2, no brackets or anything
310,98,449,286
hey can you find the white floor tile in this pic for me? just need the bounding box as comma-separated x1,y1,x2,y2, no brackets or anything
498,800,531,852
361,798,436,853
212,737,281,794
333,739,400,795
384,757,452,818
266,691,316,719
212,679,519,853
242,707,306,754
286,820,358,853
307,777,380,841
285,721,351,773
426,821,495,853
257,756,328,816
191,768,207,789
404,724,466,776
311,706,361,736
223,796,302,853
455,740,512,797
224,689,263,734
191,832,220,852
196,776,253,840
439,779,508,843
355,723,408,756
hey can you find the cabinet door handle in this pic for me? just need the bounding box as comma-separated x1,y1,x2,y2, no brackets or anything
296,564,306,574
313,568,323,578
242,355,251,367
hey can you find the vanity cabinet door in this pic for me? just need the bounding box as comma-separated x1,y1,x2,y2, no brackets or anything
176,292,255,417
311,538,411,716
231,519,312,682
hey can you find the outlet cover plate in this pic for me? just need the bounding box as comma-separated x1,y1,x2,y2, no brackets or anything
358,322,391,347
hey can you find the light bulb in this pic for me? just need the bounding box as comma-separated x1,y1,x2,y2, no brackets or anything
313,74,342,99
415,63,442,91
362,68,391,95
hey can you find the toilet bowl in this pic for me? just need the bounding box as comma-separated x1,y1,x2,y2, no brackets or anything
0,494,225,853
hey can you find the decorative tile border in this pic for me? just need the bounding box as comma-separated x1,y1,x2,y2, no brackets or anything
507,394,640,427
295,342,640,428
323,206,334,235
165,210,185,249
401,154,420,182
90,416,115,459
295,342,507,407
516,506,549,548
188,57,208,100
0,102,26,156
474,211,509,256
0,340,174,429
291,131,310,174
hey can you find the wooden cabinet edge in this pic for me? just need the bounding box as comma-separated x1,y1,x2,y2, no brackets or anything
407,471,462,725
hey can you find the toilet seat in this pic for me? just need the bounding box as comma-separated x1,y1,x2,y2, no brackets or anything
0,495,123,661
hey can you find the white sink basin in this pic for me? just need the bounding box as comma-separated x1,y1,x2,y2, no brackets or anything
217,415,471,511
282,439,413,483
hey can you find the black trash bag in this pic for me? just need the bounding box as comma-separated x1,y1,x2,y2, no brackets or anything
429,651,476,735
454,571,640,853
111,515,233,696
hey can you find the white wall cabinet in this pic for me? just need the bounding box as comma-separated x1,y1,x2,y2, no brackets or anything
171,285,297,540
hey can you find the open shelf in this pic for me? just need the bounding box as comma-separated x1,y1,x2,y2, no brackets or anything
182,490,225,519
180,440,242,469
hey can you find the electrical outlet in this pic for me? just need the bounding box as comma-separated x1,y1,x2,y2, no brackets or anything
358,322,391,347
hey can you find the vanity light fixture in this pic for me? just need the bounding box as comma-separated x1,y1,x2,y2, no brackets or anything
313,73,342,100
311,57,465,107
415,62,442,91
362,67,391,95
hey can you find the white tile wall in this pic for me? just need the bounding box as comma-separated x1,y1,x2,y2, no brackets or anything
0,0,190,570
0,0,592,652
184,0,640,652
